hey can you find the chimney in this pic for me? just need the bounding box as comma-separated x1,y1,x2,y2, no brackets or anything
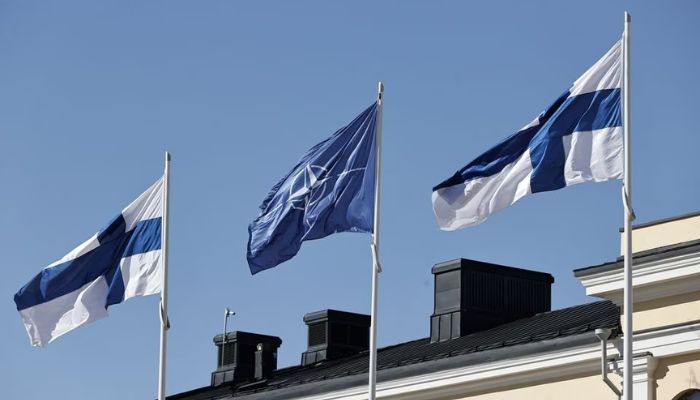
430,259,554,343
211,331,282,386
301,310,370,366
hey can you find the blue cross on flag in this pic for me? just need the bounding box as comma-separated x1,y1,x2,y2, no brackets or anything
14,177,164,346
247,102,377,274
433,40,623,230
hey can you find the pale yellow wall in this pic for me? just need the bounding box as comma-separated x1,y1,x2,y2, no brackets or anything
622,291,700,331
439,353,700,400
620,214,700,255
431,214,700,400
451,372,617,400
656,353,700,400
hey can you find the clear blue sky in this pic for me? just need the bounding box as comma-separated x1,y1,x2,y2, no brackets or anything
1,1,699,399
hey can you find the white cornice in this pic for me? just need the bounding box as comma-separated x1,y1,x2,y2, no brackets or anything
287,322,700,400
299,343,603,400
634,321,700,358
576,251,700,304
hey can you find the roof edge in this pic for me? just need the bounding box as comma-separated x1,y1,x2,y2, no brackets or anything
229,332,606,400
574,239,700,277
617,210,700,233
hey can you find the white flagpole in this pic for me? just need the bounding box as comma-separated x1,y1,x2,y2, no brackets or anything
158,151,172,400
368,82,384,400
622,11,634,400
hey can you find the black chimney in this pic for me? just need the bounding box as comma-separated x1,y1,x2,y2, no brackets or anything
430,259,554,343
211,331,282,386
301,310,370,366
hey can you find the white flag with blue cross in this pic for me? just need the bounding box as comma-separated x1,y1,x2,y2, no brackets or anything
14,177,164,346
433,41,622,230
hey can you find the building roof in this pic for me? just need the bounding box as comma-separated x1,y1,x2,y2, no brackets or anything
618,210,700,232
169,300,619,400
573,238,700,277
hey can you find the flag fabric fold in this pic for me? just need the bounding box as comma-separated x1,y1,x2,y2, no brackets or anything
14,177,164,346
433,41,622,230
247,102,377,274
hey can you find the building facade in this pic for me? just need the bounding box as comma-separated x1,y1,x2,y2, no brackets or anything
170,212,700,400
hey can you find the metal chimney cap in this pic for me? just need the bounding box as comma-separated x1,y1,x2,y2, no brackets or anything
303,309,370,326
213,330,282,346
431,258,554,283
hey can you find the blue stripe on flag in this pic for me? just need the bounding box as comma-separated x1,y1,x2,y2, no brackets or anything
529,88,621,193
123,218,162,257
432,91,569,191
98,215,127,244
432,88,620,192
14,217,162,311
432,123,538,191
105,260,126,307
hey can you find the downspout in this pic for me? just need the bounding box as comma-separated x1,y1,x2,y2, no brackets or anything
596,328,622,398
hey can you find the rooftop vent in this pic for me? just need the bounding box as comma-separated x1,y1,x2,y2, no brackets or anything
301,310,370,366
211,331,282,386
430,259,554,343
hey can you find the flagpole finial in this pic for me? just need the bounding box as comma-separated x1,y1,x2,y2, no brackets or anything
377,82,384,96
165,151,171,162
625,11,631,22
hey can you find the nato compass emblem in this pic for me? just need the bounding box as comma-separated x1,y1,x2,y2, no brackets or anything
288,164,330,213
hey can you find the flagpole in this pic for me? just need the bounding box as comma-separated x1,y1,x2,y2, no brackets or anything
368,82,384,400
622,11,634,400
158,151,172,400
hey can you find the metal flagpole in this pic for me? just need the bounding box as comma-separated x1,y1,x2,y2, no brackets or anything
622,11,634,400
158,151,172,400
368,82,384,400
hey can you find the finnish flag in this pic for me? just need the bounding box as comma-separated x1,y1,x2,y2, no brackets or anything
14,177,164,346
433,41,622,230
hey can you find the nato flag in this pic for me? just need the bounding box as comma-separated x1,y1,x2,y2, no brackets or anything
247,103,378,274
